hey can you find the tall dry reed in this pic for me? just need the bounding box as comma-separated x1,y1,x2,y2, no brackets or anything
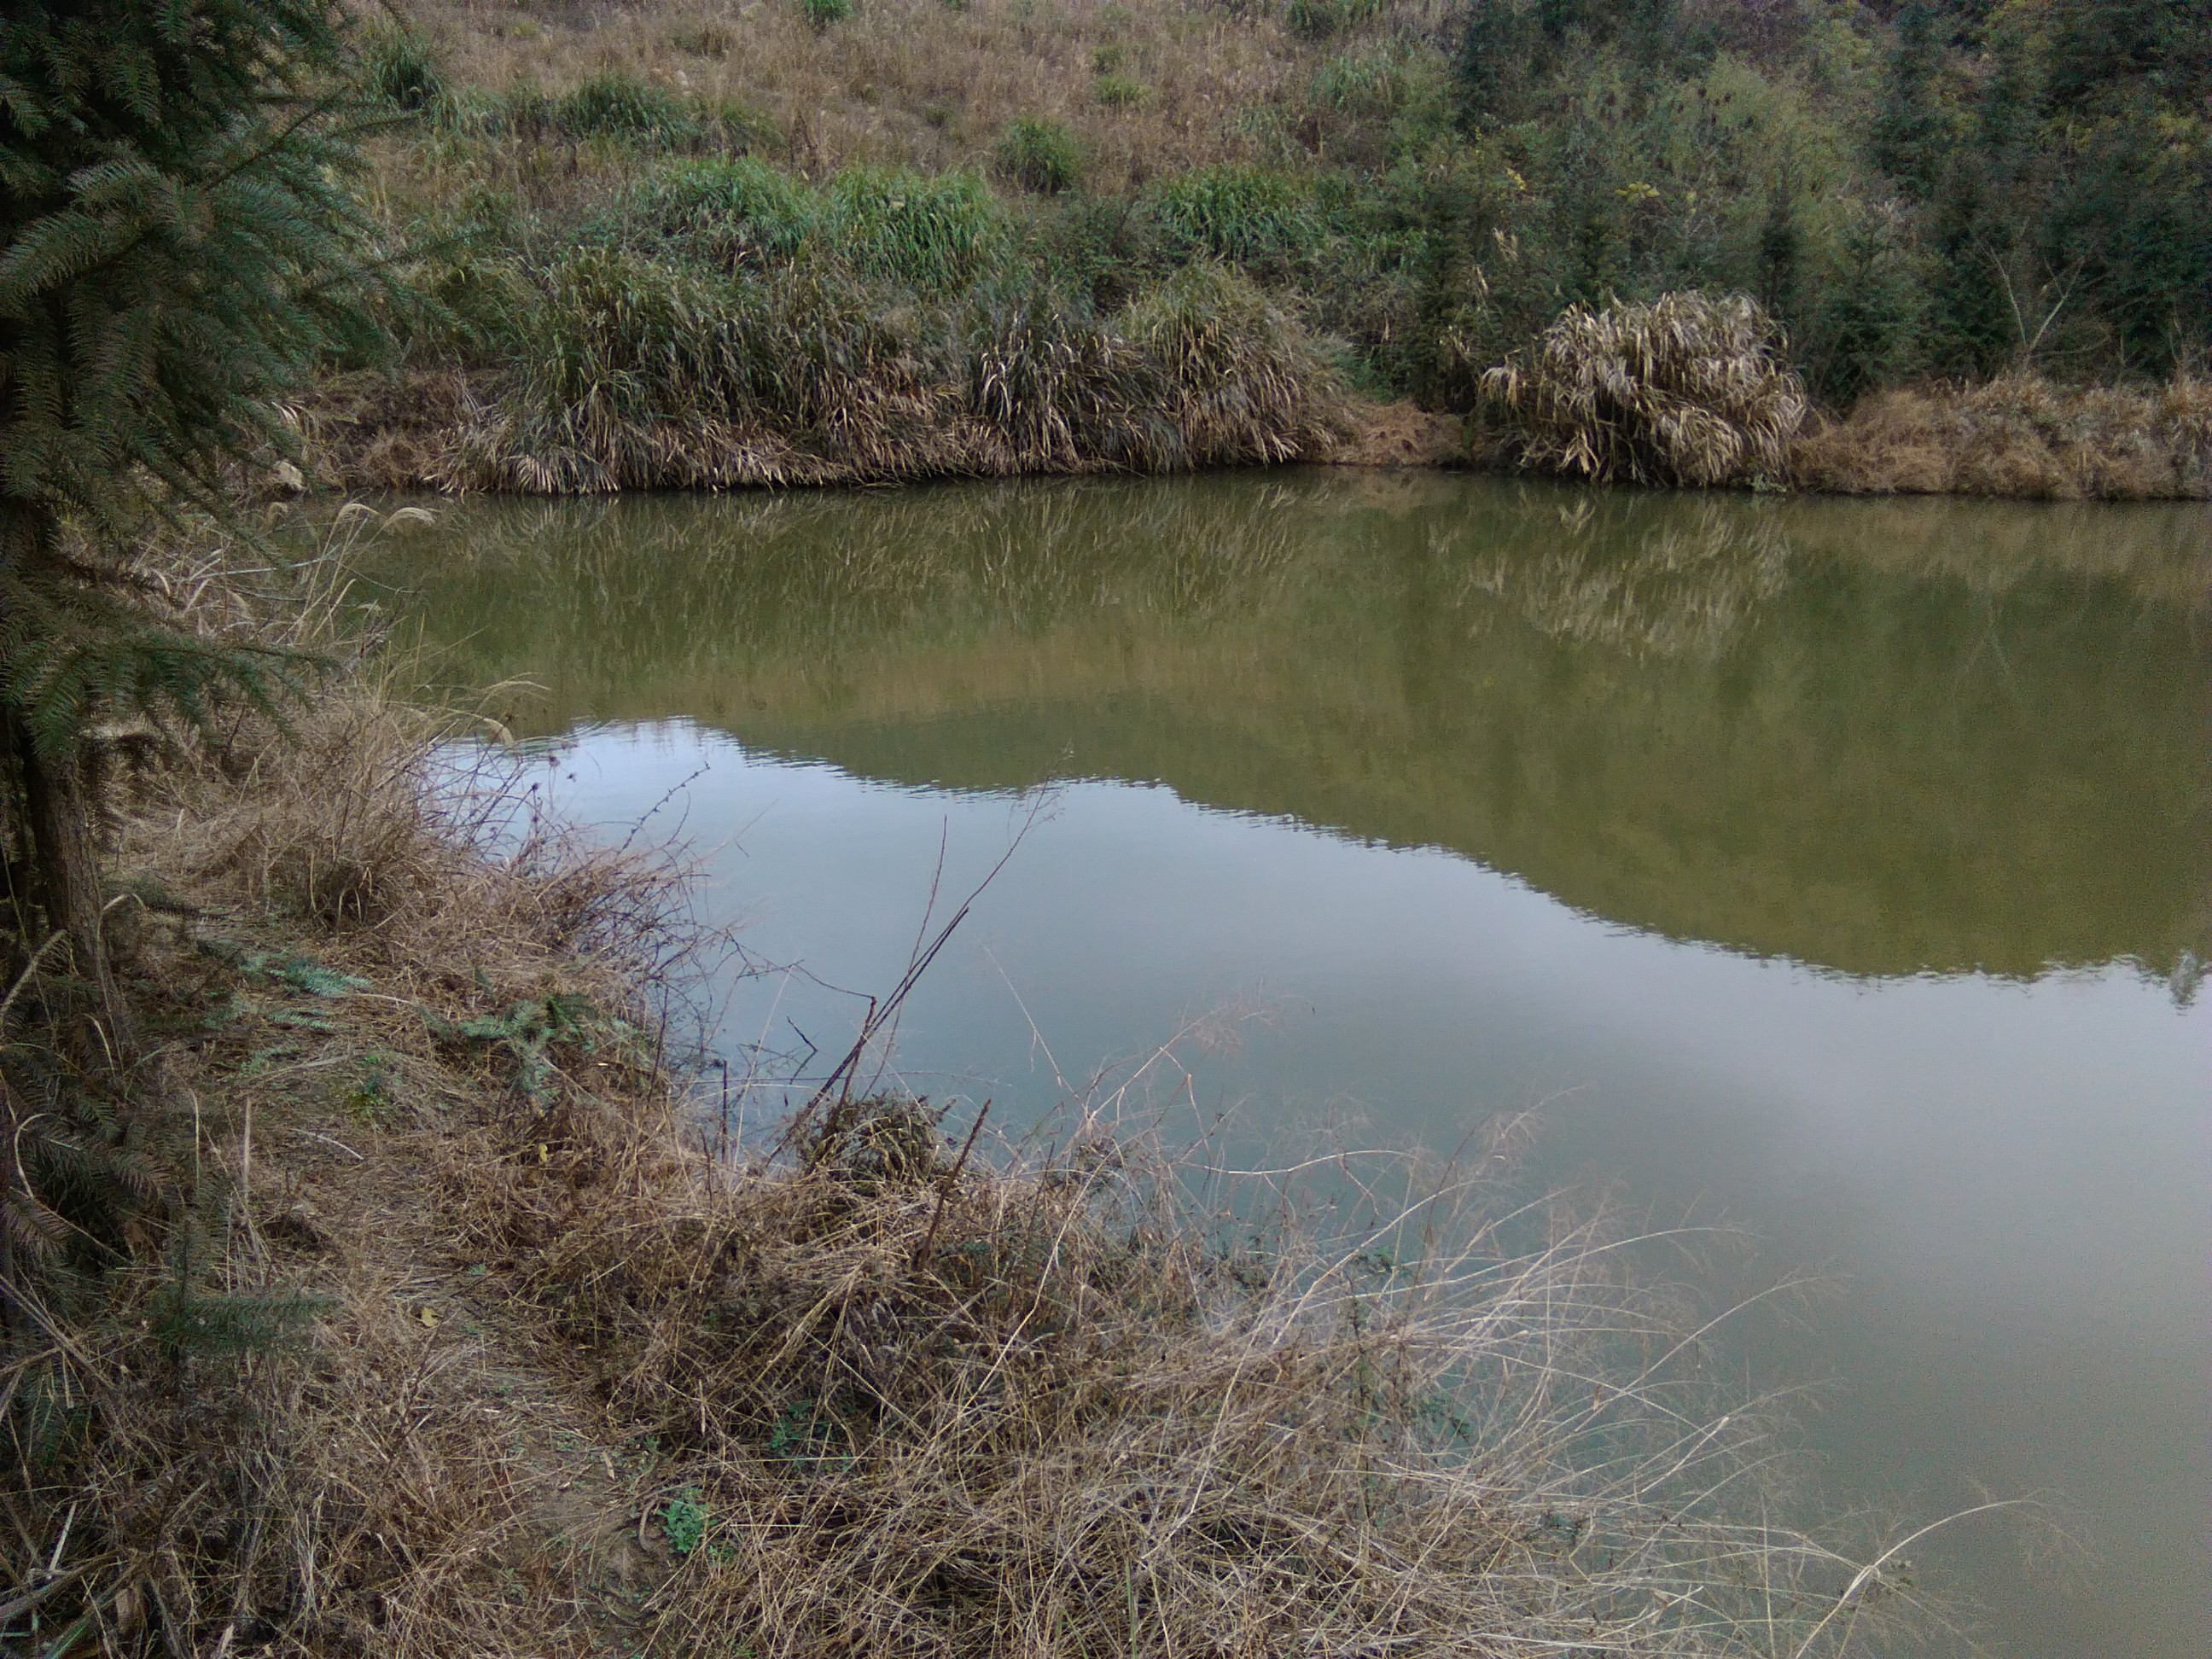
1484,294,1810,490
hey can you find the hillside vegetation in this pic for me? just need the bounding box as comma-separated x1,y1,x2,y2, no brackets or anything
326,0,2212,496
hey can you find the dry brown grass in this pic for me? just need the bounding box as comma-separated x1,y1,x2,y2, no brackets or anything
387,0,1448,192
3,509,1934,1656
3,517,700,1655
1791,375,2212,501
1484,294,1810,490
434,1076,1925,1658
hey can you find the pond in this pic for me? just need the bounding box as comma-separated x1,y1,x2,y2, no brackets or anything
370,473,2209,1656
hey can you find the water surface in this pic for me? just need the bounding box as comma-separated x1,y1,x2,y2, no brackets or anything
375,474,2209,1656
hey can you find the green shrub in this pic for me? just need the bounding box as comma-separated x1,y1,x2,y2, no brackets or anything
802,0,854,27
555,72,701,145
361,21,445,112
1149,166,1321,269
825,167,1005,288
995,118,1085,195
631,157,822,267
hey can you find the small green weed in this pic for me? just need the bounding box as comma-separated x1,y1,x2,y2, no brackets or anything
801,0,853,28
664,1487,709,1555
428,993,637,1101
346,1052,399,1126
199,937,371,998
1094,73,1148,108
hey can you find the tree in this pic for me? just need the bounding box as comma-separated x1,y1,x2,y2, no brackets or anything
0,0,387,1301
1455,0,1537,133
1872,0,1946,199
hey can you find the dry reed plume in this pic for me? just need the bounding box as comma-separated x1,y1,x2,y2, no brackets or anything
1484,294,1810,490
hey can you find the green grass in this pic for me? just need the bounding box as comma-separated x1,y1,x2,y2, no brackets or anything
825,166,1006,289
1148,165,1323,270
995,118,1085,195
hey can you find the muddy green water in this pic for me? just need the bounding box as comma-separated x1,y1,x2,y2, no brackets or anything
375,474,2209,1656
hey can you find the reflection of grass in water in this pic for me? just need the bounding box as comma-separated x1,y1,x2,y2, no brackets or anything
378,479,2211,980
1451,493,1793,661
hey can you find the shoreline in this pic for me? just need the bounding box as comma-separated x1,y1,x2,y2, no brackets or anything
310,371,2212,504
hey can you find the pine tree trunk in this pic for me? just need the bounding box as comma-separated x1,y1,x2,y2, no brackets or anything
0,1077,28,1340
9,714,135,1066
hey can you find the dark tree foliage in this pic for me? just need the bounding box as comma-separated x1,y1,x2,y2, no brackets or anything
1454,0,1537,132
1873,2,1947,199
0,0,386,1314
1440,0,2209,396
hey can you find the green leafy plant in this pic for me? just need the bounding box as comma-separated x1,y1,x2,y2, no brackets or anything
663,1487,708,1555
801,0,854,28
428,992,637,1100
198,938,372,998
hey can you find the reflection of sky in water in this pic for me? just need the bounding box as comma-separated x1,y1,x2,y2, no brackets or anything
538,719,2210,1659
568,721,2205,1330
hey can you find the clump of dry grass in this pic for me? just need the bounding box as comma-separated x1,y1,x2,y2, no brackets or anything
1791,375,2212,501
441,1075,1918,1658
3,516,699,1656
1484,293,1810,490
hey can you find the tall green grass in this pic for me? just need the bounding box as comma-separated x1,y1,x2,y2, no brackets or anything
825,167,1006,290
455,237,1345,492
627,157,823,268
1147,166,1324,272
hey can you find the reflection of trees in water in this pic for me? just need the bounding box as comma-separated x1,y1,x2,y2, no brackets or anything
382,477,2209,979
1440,491,1793,661
409,477,1316,667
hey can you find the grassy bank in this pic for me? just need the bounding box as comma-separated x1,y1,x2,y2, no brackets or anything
0,518,1938,1656
303,0,2212,499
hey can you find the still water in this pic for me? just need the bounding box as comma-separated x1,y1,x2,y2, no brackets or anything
374,474,2209,1656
